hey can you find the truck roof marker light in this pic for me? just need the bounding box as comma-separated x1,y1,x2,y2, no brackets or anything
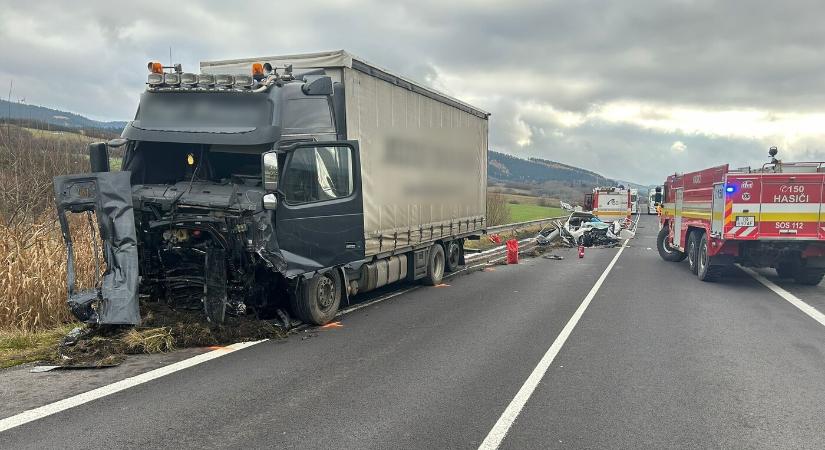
147,73,164,87
180,73,198,87
197,74,215,87
215,74,235,88
148,61,163,74
163,72,181,86
234,75,253,89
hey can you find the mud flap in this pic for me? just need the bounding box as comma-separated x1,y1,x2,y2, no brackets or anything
54,172,140,325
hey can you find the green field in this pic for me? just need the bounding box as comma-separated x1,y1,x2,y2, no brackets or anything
507,203,565,222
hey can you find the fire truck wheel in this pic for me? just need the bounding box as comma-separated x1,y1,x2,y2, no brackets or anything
423,243,445,286
657,226,685,262
445,240,462,272
687,231,701,274
697,238,722,282
794,267,825,286
775,261,798,279
291,270,342,325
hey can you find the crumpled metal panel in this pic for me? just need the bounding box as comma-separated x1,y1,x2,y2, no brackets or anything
54,171,140,325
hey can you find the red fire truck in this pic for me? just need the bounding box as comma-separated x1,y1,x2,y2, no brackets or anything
657,148,825,284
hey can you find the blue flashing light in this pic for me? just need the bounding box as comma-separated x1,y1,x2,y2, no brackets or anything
725,185,736,194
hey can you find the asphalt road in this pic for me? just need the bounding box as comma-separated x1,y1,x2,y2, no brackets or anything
2,215,825,449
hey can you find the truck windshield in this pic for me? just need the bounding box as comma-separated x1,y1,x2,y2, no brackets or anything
123,141,270,185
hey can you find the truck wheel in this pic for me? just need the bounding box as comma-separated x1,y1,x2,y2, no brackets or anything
687,231,700,274
291,270,342,325
775,261,798,279
423,244,445,286
445,240,462,272
697,237,722,282
657,226,686,262
794,267,825,286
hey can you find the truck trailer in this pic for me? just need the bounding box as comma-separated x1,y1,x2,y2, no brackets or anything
54,50,489,326
656,148,825,284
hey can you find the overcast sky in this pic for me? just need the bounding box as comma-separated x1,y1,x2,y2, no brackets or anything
2,0,824,184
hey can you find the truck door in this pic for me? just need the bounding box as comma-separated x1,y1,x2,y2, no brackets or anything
673,188,684,247
275,141,365,272
711,183,724,236
759,174,823,239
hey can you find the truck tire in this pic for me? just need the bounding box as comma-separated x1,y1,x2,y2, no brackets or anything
445,240,462,272
657,226,686,262
775,261,798,279
291,270,342,325
697,237,723,282
794,267,825,286
687,231,700,274
422,244,445,286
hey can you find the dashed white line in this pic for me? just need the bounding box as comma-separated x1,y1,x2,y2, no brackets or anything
0,340,266,433
478,241,628,450
740,266,825,328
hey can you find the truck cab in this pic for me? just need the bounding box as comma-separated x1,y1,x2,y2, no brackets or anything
56,64,362,325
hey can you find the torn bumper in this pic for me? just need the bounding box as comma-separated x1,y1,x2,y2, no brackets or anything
54,172,140,325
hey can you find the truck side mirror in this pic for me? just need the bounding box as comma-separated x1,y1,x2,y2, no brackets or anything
89,142,110,173
262,151,279,191
302,75,333,96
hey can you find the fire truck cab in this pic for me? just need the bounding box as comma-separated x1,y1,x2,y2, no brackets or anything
657,149,825,284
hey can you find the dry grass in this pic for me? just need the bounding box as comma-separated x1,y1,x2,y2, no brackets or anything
0,215,100,332
123,327,176,354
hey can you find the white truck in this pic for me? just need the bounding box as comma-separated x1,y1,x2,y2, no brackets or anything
630,189,639,215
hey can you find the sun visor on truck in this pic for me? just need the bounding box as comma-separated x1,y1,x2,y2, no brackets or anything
123,91,281,145
54,171,141,325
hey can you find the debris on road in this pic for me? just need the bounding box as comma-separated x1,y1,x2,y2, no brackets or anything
52,303,287,368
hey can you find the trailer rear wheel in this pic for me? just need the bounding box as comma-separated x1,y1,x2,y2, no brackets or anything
423,244,445,286
697,237,722,282
291,270,342,325
445,240,462,272
687,231,700,274
657,226,686,262
794,267,825,286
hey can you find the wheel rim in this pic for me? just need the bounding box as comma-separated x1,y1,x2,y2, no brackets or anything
448,244,460,267
434,252,444,280
316,275,336,311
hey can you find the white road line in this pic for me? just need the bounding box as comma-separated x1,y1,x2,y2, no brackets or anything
0,340,266,433
740,266,825,328
478,242,628,450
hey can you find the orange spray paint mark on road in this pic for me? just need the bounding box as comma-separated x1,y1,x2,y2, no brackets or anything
320,321,344,329
434,283,450,288
483,268,496,272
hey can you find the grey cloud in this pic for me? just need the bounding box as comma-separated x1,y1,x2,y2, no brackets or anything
2,0,825,184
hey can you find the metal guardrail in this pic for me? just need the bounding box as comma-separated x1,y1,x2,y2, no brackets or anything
485,215,569,234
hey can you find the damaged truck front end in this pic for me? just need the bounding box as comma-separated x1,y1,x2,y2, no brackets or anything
54,171,141,325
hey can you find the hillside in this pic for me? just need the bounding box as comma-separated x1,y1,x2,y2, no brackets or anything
489,150,617,186
0,100,127,130
487,150,645,202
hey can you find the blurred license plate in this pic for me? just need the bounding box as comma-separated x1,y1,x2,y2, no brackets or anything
736,216,755,227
